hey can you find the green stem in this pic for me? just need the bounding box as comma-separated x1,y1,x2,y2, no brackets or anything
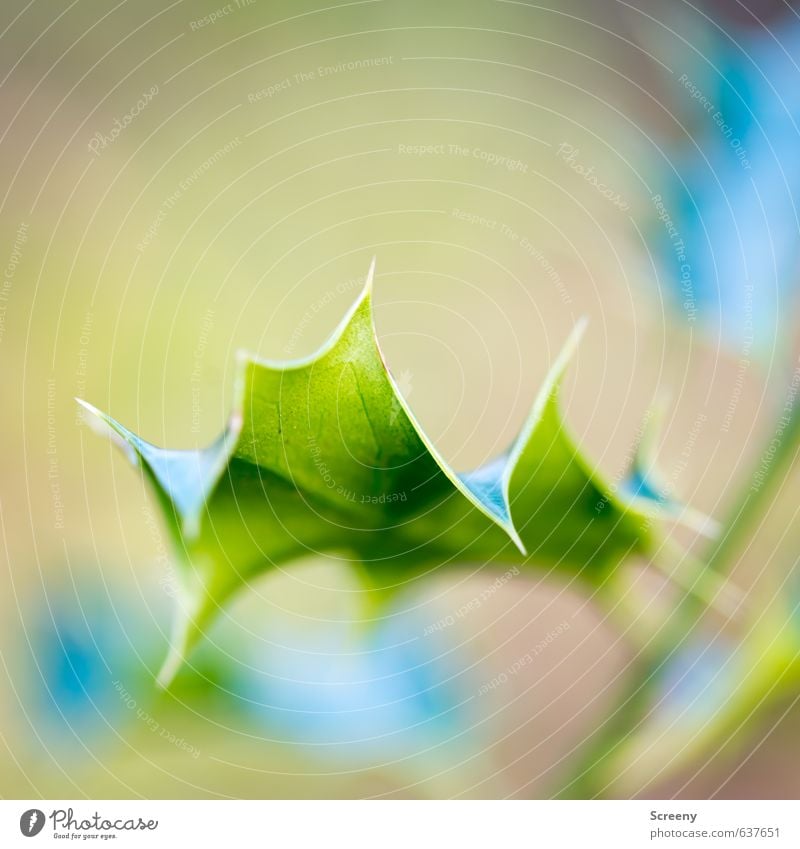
705,381,800,574
555,562,706,798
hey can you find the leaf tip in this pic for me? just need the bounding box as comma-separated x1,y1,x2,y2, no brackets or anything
508,524,528,556
349,256,376,320
75,396,102,421
350,256,376,315
365,255,377,293
75,398,140,466
674,506,721,539
565,316,589,355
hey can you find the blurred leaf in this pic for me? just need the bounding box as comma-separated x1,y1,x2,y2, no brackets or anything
80,260,660,685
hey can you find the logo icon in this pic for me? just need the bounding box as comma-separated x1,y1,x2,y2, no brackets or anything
19,809,45,837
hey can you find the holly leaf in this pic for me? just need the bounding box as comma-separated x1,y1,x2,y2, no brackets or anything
79,260,661,686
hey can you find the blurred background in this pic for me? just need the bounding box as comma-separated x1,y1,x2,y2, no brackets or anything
2,0,800,798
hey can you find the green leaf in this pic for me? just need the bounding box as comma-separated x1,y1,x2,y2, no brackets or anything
79,259,660,685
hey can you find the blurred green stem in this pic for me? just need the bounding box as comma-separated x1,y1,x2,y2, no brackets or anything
560,372,800,798
555,560,705,798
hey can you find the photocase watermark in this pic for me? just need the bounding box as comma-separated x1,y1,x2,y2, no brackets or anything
678,73,752,170
191,308,215,434
451,142,529,173
398,143,448,157
247,56,393,102
721,283,754,434
556,143,630,211
189,0,255,31
20,807,158,836
47,378,64,530
306,433,408,504
477,620,571,695
74,310,94,424
398,142,528,173
751,360,800,493
652,193,696,322
19,809,45,837
87,85,159,156
141,503,178,598
423,566,520,635
114,679,199,758
0,221,28,344
137,137,243,251
451,208,572,305
283,275,366,355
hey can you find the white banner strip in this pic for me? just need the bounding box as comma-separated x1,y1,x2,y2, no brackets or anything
2,800,797,847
